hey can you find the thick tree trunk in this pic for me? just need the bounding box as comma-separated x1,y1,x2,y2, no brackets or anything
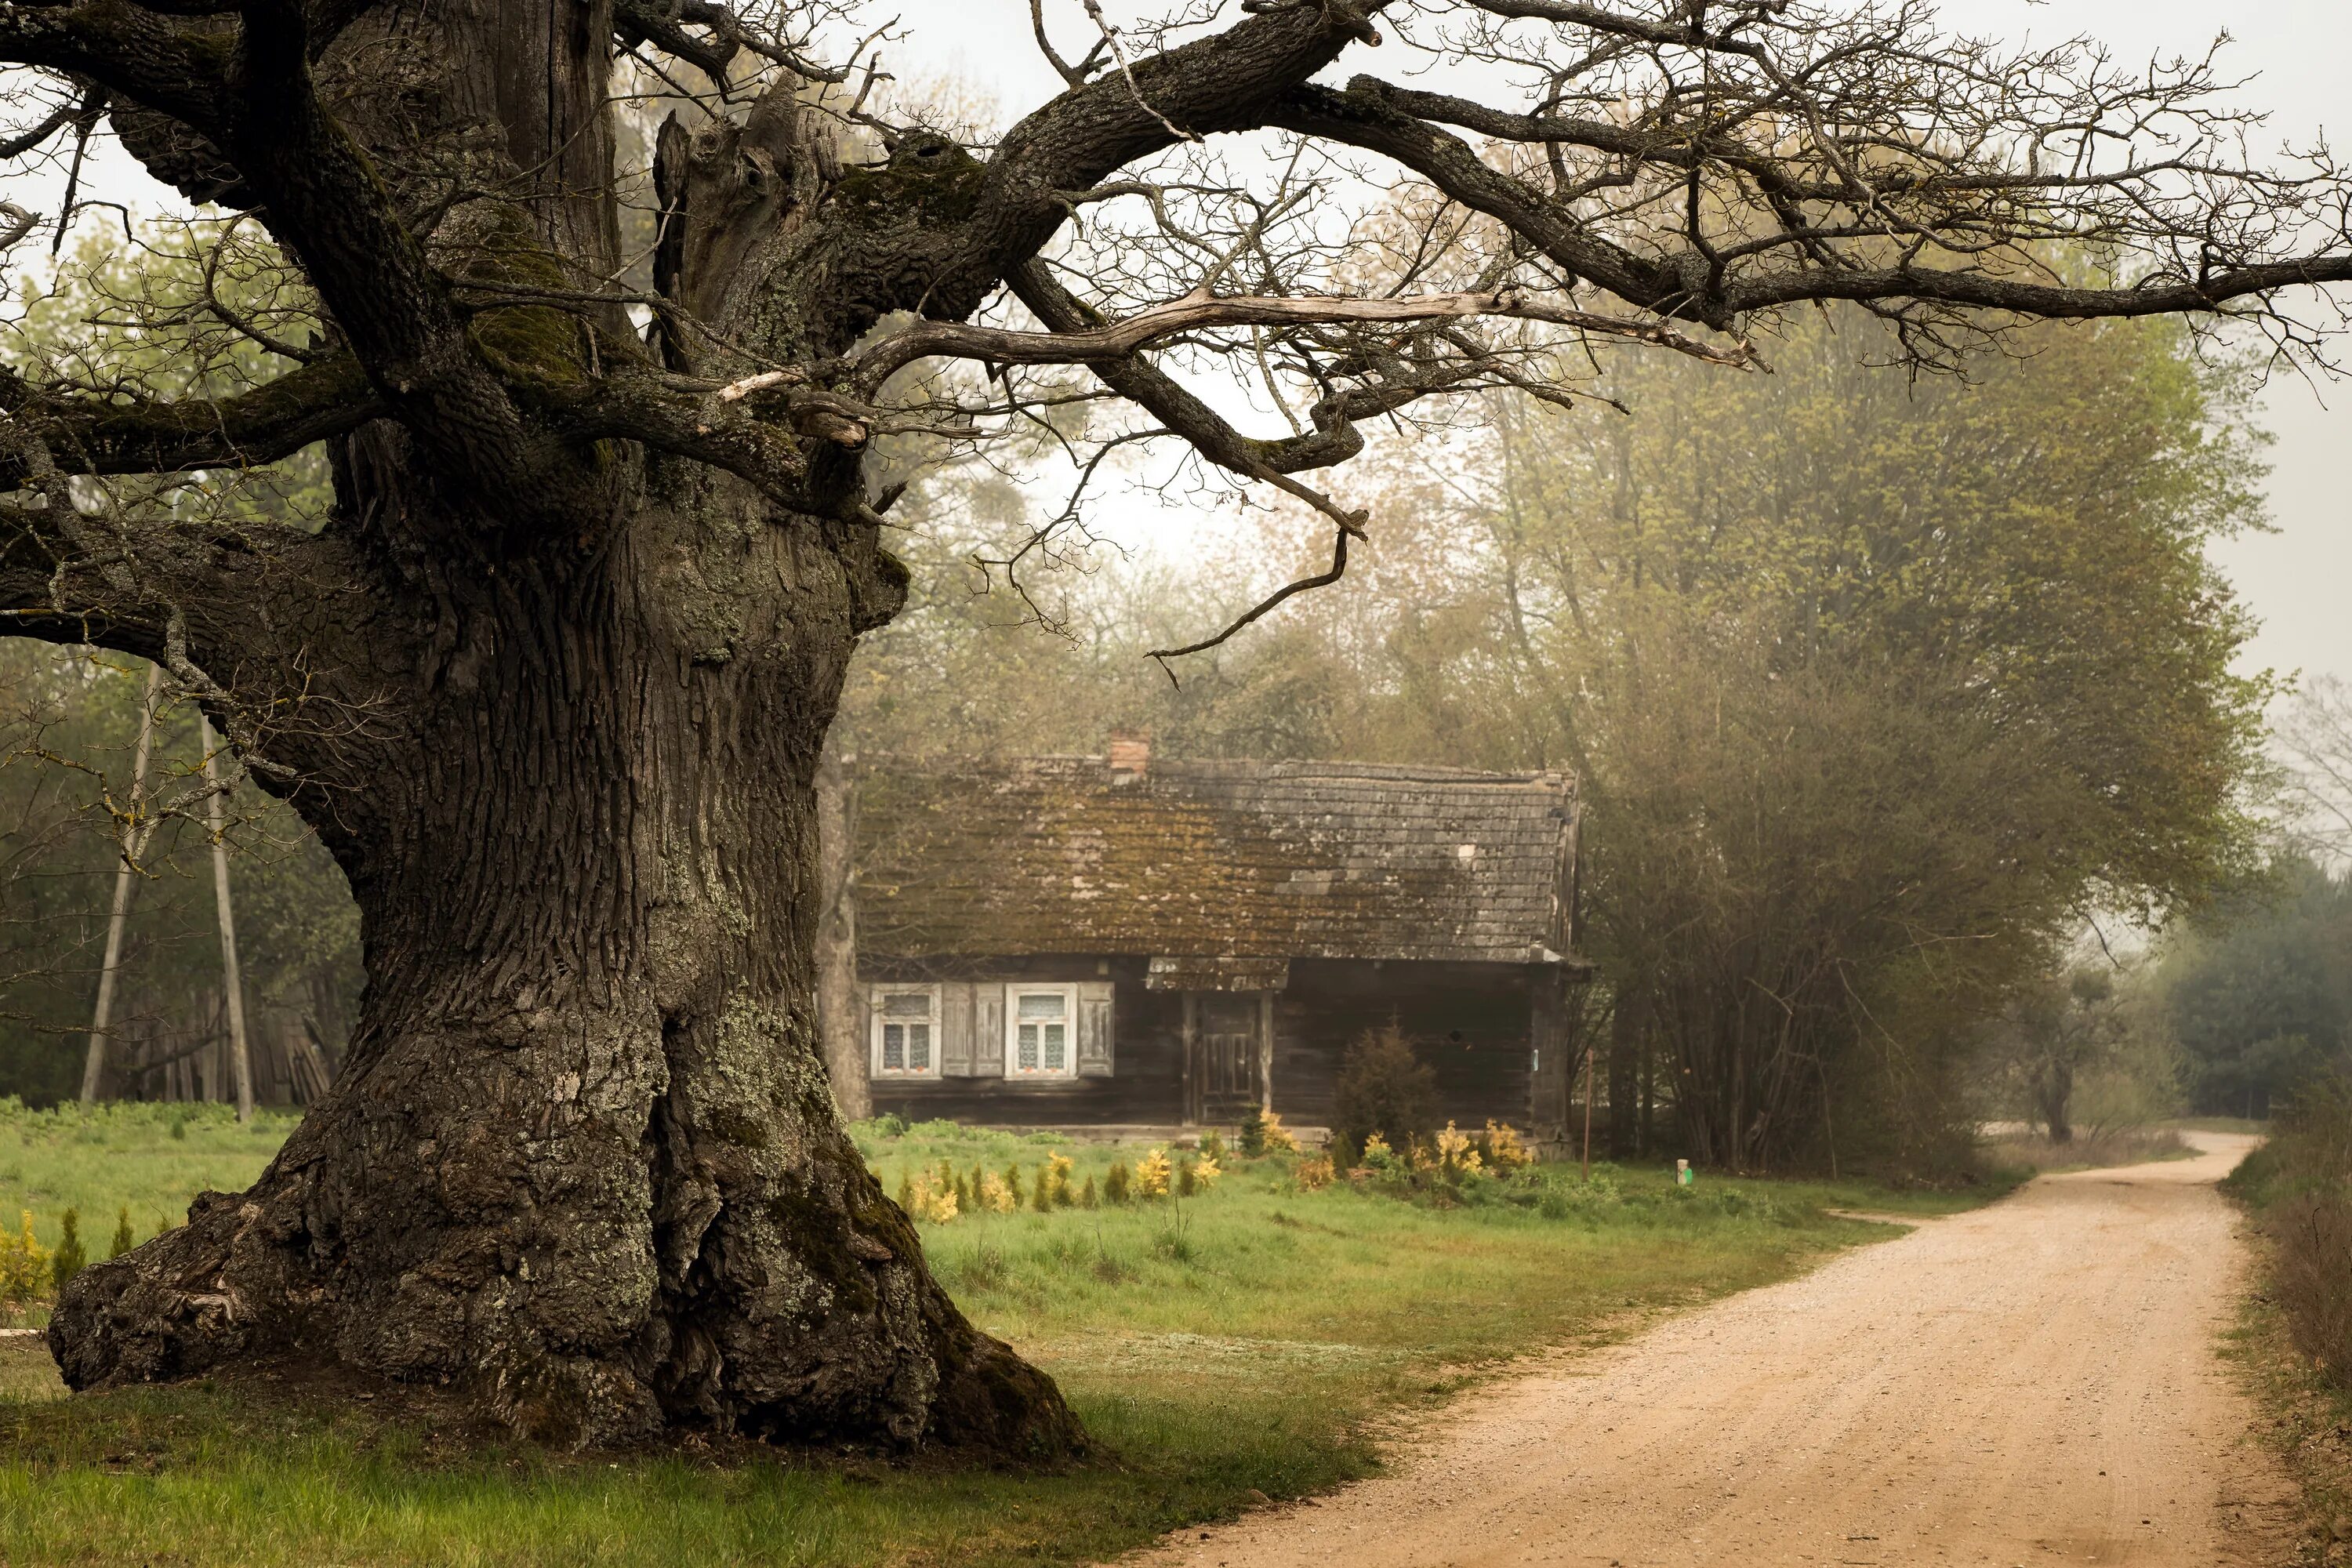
49,474,1073,1454
2040,1062,2074,1145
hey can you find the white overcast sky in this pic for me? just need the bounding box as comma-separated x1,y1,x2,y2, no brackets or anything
12,0,2345,686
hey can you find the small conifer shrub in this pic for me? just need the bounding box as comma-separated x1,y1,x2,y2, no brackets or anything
52,1208,89,1295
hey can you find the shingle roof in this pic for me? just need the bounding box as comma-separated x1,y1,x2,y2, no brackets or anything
853,754,1580,967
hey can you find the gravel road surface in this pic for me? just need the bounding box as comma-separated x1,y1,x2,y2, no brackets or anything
1127,1133,2292,1568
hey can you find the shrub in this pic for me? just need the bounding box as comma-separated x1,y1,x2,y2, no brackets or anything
1259,1110,1298,1153
2274,1192,2352,1384
1177,1158,1197,1198
1047,1152,1076,1208
1237,1108,1267,1157
1332,1024,1438,1158
1136,1147,1173,1199
1031,1165,1052,1210
2255,1069,2352,1389
869,1113,909,1137
953,1173,972,1211
1433,1121,1482,1178
1194,1153,1221,1189
905,1173,960,1224
108,1207,134,1259
1483,1121,1534,1171
1294,1154,1335,1191
1002,1163,1025,1209
1080,1174,1098,1208
52,1208,87,1296
1198,1130,1227,1165
1105,1162,1132,1204
0,1211,49,1302
978,1171,1018,1214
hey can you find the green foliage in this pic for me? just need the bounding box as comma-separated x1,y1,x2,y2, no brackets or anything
49,1208,86,1296
2153,857,2352,1118
1332,1025,1439,1159
107,1207,133,1260
1197,1129,1226,1165
1236,1108,1267,1158
1,223,359,1105
1104,1161,1131,1205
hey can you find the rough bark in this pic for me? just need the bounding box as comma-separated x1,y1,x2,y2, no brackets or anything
49,465,1068,1450
34,0,1076,1454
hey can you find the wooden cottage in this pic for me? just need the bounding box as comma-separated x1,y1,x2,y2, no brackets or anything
831,736,1588,1142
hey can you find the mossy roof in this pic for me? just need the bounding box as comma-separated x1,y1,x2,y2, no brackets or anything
853,754,1579,967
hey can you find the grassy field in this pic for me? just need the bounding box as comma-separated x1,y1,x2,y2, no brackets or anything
0,1100,296,1247
1977,1124,2194,1175
2221,1080,2352,1566
0,1107,2016,1566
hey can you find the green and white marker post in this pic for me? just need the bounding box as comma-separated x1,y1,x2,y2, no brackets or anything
1676,1159,1693,1188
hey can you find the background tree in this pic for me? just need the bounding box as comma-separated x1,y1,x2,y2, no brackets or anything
2277,676,2352,863
2151,858,2352,1119
848,303,2274,1172
5,0,2350,1447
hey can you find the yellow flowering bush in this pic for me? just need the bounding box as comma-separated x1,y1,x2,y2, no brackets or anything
1294,1153,1335,1191
906,1173,960,1224
1260,1110,1299,1154
1193,1153,1221,1189
1135,1146,1173,1199
1483,1120,1534,1171
0,1210,50,1301
1434,1121,1483,1178
1047,1152,1076,1207
978,1171,1017,1214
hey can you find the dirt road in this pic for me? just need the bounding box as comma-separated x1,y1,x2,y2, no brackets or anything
1131,1134,2293,1568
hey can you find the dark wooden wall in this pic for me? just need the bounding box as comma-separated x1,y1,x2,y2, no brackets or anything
1272,960,1537,1131
861,953,1557,1134
865,955,1189,1124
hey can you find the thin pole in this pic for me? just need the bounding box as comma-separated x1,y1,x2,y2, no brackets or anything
200,716,255,1122
1580,1036,1595,1181
80,663,164,1104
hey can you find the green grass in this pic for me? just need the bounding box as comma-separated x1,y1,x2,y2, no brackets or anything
0,1110,2020,1566
0,1098,296,1249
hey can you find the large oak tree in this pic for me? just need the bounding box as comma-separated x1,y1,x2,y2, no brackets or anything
2,0,2349,1448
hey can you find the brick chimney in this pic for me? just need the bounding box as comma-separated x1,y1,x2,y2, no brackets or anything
1108,730,1151,783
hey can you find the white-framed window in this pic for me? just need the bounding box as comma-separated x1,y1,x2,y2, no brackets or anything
871,986,941,1079
1005,986,1078,1079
